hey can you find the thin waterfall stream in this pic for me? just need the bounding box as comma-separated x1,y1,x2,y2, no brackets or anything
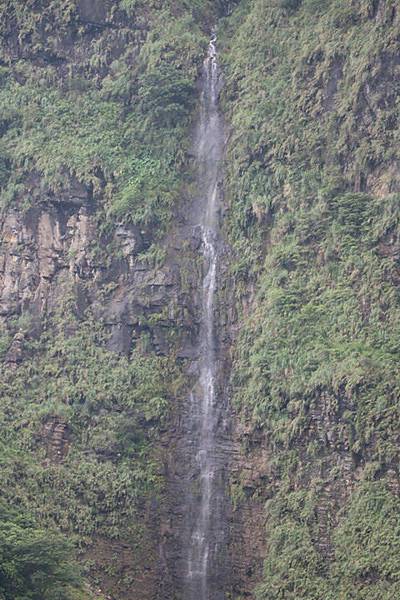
184,34,228,600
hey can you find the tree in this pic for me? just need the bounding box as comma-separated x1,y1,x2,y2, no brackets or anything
139,63,195,128
0,503,83,600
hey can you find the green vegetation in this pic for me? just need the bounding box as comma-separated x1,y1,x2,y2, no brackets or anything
257,482,400,600
334,482,400,599
220,0,400,260
220,0,400,596
1,0,400,596
233,191,400,454
0,0,213,232
0,311,180,594
0,1,216,596
0,315,175,537
0,503,86,600
257,489,331,600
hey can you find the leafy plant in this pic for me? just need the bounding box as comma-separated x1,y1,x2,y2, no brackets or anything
0,502,85,600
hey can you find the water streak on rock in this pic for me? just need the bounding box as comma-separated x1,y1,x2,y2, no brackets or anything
184,34,227,600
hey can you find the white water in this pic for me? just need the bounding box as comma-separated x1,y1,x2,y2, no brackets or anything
185,34,226,600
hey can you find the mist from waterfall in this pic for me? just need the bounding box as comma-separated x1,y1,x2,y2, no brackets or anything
184,34,227,600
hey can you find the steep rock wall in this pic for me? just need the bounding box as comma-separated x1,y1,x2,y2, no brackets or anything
220,1,400,598
0,1,217,598
2,1,400,599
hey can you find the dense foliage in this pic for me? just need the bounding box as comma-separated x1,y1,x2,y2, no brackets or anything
220,0,400,596
1,0,400,597
0,312,179,595
0,0,213,232
0,1,211,595
0,503,86,600
257,482,400,599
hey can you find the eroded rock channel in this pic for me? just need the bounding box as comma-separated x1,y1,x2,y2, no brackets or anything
165,35,233,600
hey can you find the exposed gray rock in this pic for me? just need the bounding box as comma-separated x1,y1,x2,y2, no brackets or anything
5,331,25,368
115,224,144,264
77,0,111,25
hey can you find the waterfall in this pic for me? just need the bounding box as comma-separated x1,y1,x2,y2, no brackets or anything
184,34,227,600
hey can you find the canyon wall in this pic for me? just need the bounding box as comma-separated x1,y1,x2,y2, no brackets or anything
1,1,400,599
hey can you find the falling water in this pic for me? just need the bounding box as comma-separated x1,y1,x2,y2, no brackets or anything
184,34,227,600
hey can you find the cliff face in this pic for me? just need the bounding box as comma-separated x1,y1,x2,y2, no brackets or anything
0,2,214,598
1,1,400,599
220,1,400,598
